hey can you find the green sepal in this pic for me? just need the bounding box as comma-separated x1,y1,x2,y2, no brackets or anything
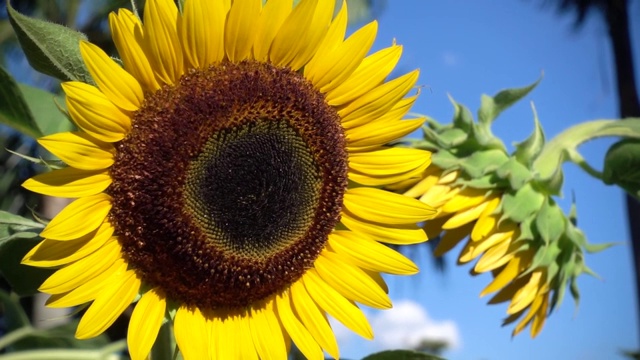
456,174,502,189
430,150,461,171
6,0,94,84
458,149,510,179
436,128,468,148
602,138,640,199
495,157,532,190
477,77,541,125
0,65,44,139
583,241,617,254
450,95,474,132
534,198,565,245
513,103,545,166
500,183,545,223
362,350,445,360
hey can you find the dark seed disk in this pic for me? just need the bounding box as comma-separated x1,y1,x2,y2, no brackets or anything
108,61,348,309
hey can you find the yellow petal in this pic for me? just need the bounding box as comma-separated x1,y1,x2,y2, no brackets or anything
303,269,373,339
76,269,140,339
442,199,493,230
225,0,261,62
530,293,549,337
253,0,292,61
343,187,435,225
339,70,419,128
340,210,427,245
109,9,160,91
349,147,431,186
37,132,114,170
442,188,492,214
179,0,227,68
174,306,210,360
290,279,339,359
142,0,183,85
433,222,473,257
22,168,111,198
347,117,424,149
79,41,143,111
326,45,403,106
45,258,126,308
249,297,287,360
38,239,121,294
62,81,131,142
314,250,390,309
40,193,112,240
22,220,114,267
275,291,324,360
328,231,418,275
128,289,166,360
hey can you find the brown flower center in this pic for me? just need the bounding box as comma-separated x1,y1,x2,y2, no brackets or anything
108,61,348,309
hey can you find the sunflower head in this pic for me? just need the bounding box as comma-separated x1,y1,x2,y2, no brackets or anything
20,0,436,359
391,82,608,337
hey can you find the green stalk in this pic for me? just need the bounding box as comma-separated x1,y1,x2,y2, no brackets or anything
0,327,36,351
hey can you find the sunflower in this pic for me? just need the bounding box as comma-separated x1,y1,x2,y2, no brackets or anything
21,0,435,358
401,165,552,337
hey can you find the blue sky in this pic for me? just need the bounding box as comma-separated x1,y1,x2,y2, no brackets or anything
335,1,640,359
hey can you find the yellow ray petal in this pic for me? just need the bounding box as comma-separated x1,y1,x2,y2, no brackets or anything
303,0,347,82
481,257,524,297
459,230,513,264
253,0,292,61
38,239,121,294
290,280,339,359
343,187,435,225
45,258,126,308
179,0,227,68
328,231,418,275
174,306,210,360
249,297,287,360
22,220,114,267
128,289,166,360
442,188,492,214
402,170,440,199
433,222,474,257
314,250,390,309
530,293,549,337
270,0,318,68
347,117,424,149
62,82,131,142
37,132,114,170
225,0,261,62
79,41,143,112
474,238,516,272
508,271,544,314
442,198,493,230
349,147,431,186
40,193,111,241
512,291,546,337
76,269,140,339
142,0,183,85
326,44,402,106
237,314,259,360
275,291,324,360
216,312,243,360
22,168,111,198
340,210,427,244
109,9,160,91
303,269,373,339
339,70,419,128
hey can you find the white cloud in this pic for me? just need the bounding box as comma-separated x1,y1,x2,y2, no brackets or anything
370,299,461,351
441,51,460,67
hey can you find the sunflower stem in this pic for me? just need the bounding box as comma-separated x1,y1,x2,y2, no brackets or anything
0,326,37,351
151,321,174,360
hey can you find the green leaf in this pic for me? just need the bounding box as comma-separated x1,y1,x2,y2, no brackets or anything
534,198,565,245
500,183,545,223
534,118,640,181
0,65,43,139
18,84,74,135
0,290,30,330
513,103,545,166
6,0,94,84
0,236,53,297
362,350,445,360
495,157,532,190
602,139,640,198
477,77,541,125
